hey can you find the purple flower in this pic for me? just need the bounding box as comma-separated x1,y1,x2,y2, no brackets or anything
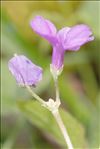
8,55,43,86
30,16,94,71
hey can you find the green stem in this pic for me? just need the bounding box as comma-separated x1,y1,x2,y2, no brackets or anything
54,77,61,105
52,109,74,149
26,86,45,105
26,83,73,148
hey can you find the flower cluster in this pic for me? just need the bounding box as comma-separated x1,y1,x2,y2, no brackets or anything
8,16,94,86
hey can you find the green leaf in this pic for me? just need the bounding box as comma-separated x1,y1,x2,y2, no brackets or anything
1,60,18,115
1,117,24,149
18,100,87,148
59,73,93,126
87,94,100,148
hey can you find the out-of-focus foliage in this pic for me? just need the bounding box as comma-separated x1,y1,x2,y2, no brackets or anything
1,1,100,149
18,100,87,148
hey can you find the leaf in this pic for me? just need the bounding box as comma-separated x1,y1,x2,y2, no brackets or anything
87,94,100,148
59,73,93,126
1,117,24,149
1,60,18,115
18,100,87,148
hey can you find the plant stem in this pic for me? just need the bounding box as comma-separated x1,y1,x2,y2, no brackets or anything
26,86,74,149
50,67,73,148
52,109,74,149
54,77,61,106
26,86,45,105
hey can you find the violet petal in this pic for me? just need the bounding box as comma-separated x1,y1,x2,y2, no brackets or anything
30,16,57,45
8,55,43,86
62,24,94,51
57,27,71,46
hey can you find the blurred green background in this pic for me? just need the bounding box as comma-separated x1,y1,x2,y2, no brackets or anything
1,1,100,149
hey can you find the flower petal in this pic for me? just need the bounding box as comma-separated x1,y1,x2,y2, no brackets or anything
57,27,70,46
62,24,94,51
52,44,64,70
8,55,43,86
30,16,57,45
